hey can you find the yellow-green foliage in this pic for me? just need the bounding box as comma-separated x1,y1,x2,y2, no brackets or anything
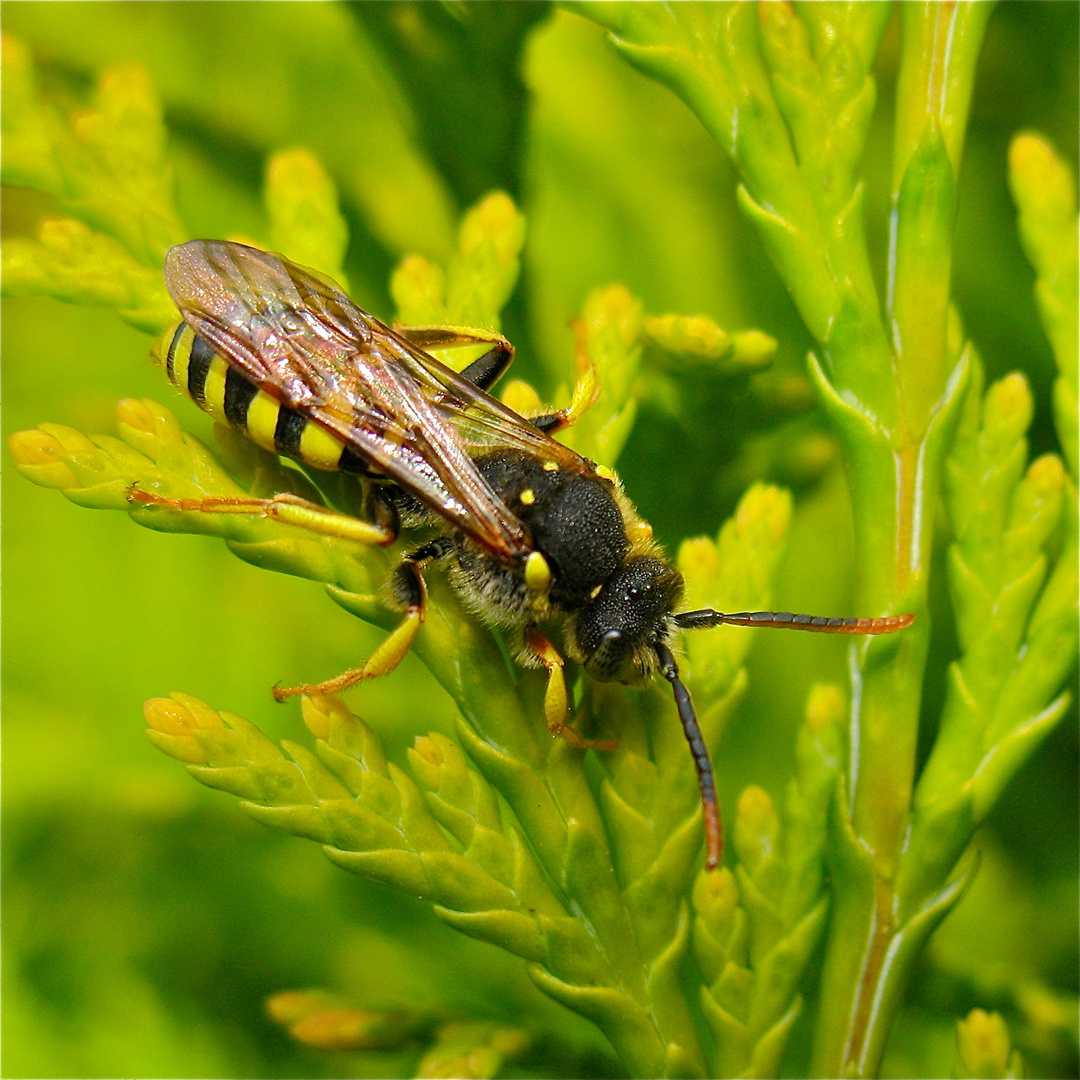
4,6,1077,1080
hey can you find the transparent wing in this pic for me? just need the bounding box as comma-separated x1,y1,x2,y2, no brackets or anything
164,241,589,561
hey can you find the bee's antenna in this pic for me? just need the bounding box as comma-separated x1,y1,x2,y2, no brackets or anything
654,640,723,870
673,610,915,635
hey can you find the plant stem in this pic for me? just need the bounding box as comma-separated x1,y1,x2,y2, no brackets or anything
812,6,992,1077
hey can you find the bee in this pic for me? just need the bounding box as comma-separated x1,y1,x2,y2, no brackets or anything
133,240,914,869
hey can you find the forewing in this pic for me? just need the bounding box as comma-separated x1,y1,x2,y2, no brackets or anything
164,240,370,409
164,241,532,559
378,331,592,472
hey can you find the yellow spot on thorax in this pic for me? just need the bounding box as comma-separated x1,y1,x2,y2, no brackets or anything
524,550,552,592
519,488,535,505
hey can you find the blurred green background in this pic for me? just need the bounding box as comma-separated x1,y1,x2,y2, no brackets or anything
3,4,1076,1077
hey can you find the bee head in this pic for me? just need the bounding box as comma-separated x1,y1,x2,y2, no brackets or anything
575,555,683,682
577,555,724,869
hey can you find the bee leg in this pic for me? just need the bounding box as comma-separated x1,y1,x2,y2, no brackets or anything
528,368,600,433
527,326,600,434
529,414,564,434
127,484,396,546
458,344,515,392
366,485,400,538
525,630,618,751
273,541,447,701
395,326,515,393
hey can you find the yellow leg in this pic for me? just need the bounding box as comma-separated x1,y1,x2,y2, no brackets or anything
274,608,423,701
526,630,617,751
394,325,514,392
526,321,600,435
565,320,602,426
274,551,435,700
394,324,512,355
128,485,395,546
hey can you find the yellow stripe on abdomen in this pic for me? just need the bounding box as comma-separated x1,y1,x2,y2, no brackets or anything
150,321,354,473
153,321,195,389
243,390,281,456
200,356,230,421
299,421,346,470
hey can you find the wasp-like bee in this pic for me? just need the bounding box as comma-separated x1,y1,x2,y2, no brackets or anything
135,240,913,869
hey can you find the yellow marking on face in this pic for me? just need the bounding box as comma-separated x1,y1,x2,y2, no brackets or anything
300,420,345,470
524,551,552,592
245,391,281,454
590,584,603,600
519,488,536,506
201,356,230,420
542,461,559,472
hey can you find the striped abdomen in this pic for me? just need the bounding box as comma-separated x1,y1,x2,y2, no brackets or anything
153,321,368,474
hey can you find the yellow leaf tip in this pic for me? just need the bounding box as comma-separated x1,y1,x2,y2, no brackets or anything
806,683,845,732
9,428,63,465
692,863,739,914
413,734,445,768
736,784,774,824
144,693,223,736
300,693,351,740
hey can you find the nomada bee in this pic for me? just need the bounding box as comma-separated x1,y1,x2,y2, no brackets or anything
133,240,914,868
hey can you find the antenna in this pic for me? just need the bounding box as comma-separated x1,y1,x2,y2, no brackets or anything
674,609,915,634
654,640,723,870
